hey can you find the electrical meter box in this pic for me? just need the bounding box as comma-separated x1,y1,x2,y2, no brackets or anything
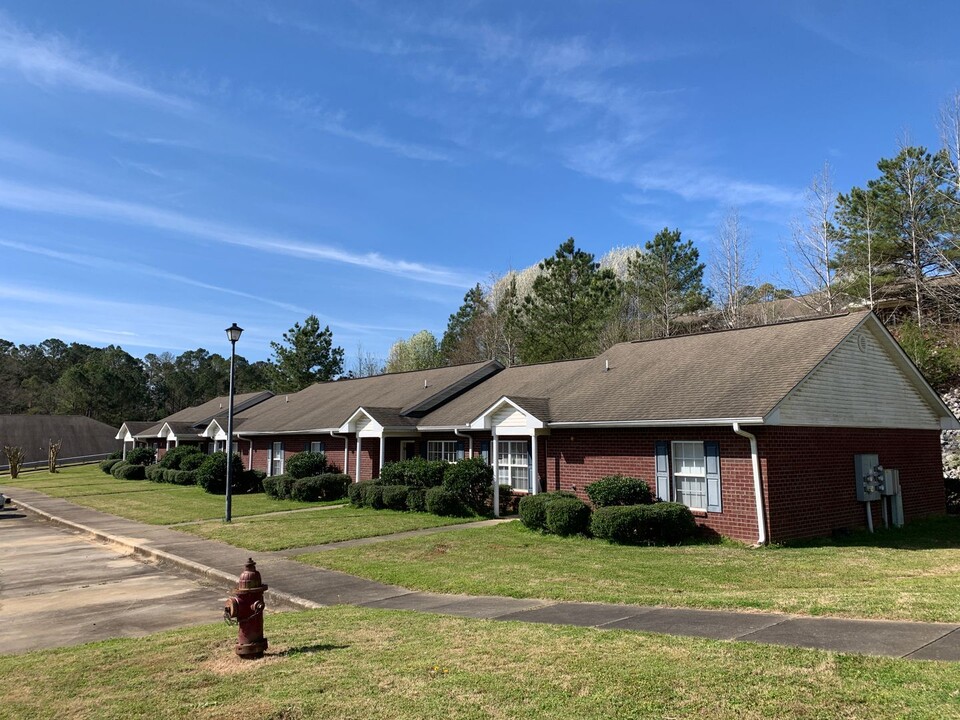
854,453,882,502
881,468,900,496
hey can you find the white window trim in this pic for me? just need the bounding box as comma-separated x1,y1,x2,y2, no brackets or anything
270,441,284,476
671,440,706,511
427,440,458,463
309,441,324,454
497,440,530,491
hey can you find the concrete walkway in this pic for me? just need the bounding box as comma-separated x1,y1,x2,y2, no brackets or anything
5,486,960,661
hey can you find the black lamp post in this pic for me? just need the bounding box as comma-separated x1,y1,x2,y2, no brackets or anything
224,322,243,522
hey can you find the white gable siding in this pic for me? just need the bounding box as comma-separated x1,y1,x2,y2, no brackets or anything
492,405,527,429
356,415,372,434
775,325,940,429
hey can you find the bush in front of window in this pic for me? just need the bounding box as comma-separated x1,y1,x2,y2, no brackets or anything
518,491,577,531
125,447,156,466
378,458,447,488
545,496,592,536
180,453,206,471
195,451,245,495
100,458,122,474
585,475,653,507
263,473,295,499
379,484,410,511
286,451,329,479
442,456,494,514
157,444,204,470
425,487,469,517
591,502,696,545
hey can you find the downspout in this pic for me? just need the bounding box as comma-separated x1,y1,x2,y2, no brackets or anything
453,428,473,457
732,423,767,546
329,431,349,478
236,434,253,470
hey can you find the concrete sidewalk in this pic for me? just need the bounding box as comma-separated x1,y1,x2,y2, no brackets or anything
5,486,960,661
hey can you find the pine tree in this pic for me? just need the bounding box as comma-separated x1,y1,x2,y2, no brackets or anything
270,315,344,392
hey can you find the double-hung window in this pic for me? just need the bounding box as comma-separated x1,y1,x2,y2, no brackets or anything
309,441,324,454
672,441,707,510
497,440,530,491
427,440,458,463
270,441,284,476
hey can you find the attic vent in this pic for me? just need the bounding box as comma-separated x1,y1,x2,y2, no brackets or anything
857,335,868,353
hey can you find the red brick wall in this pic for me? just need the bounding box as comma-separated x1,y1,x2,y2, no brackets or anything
543,428,761,542
246,435,349,476
757,426,945,542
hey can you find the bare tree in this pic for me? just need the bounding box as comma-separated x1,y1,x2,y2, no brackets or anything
351,344,384,378
48,438,62,473
711,208,755,328
4,445,24,479
933,91,960,318
787,163,840,314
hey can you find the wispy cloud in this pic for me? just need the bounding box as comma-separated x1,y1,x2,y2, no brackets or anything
0,14,190,111
0,178,475,287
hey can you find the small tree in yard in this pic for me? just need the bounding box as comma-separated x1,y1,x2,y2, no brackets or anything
4,445,24,478
48,438,62,473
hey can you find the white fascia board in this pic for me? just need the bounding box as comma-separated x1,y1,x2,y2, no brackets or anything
200,420,223,439
548,417,765,429
158,422,175,440
468,396,546,430
340,407,384,436
115,425,130,441
416,425,472,433
233,428,339,437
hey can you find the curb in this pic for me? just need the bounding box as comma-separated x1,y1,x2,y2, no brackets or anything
12,496,326,613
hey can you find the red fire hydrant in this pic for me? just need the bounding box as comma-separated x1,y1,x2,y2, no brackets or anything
223,558,268,659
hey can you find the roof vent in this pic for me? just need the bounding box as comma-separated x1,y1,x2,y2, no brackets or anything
285,395,289,403
424,380,428,389
604,359,609,372
219,402,223,410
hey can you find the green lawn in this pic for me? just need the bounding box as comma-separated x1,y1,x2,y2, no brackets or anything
297,518,960,623
2,606,958,720
1,464,342,524
178,506,482,551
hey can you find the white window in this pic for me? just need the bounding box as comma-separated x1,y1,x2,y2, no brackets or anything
270,441,284,476
214,440,225,453
427,440,458,463
497,440,529,491
309,441,324,454
672,441,706,510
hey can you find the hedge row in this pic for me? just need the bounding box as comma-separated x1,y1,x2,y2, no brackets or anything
107,460,146,481
263,473,351,502
145,464,197,485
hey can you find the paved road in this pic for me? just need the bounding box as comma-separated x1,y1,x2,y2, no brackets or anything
0,507,228,654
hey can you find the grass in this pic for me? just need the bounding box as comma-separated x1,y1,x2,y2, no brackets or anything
2,606,959,720
297,517,960,623
1,464,343,525
178,506,482,551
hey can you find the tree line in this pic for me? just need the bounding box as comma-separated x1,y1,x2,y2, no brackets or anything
0,315,346,426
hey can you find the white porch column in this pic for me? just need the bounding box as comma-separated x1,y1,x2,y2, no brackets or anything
530,432,538,495
122,441,128,460
344,440,350,480
492,431,499,518
356,436,362,482
378,432,385,477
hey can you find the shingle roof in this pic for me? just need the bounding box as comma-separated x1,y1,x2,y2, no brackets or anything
234,361,502,433
421,312,872,426
130,391,274,439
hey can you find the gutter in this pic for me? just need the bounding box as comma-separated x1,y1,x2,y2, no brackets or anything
235,434,254,471
733,422,767,546
548,417,764,429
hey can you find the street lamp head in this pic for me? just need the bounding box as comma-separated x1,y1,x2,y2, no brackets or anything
225,323,244,343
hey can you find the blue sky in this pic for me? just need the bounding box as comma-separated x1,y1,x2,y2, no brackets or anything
1,1,957,366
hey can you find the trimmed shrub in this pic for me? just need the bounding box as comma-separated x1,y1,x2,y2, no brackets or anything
545,496,592,536
380,484,410,511
590,503,697,545
238,468,266,494
157,444,204,470
406,487,427,512
113,462,146,481
425,486,468,517
263,473,296,500
287,451,329,479
125,447,156,466
163,469,197,486
145,464,165,482
442,457,493,514
290,474,352,502
585,475,653,507
348,479,377,507
498,484,515,516
107,450,122,460
195,451,245,495
100,458,122,474
518,491,576,531
379,458,447,488
179,453,206,471
365,484,386,509
110,461,130,479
